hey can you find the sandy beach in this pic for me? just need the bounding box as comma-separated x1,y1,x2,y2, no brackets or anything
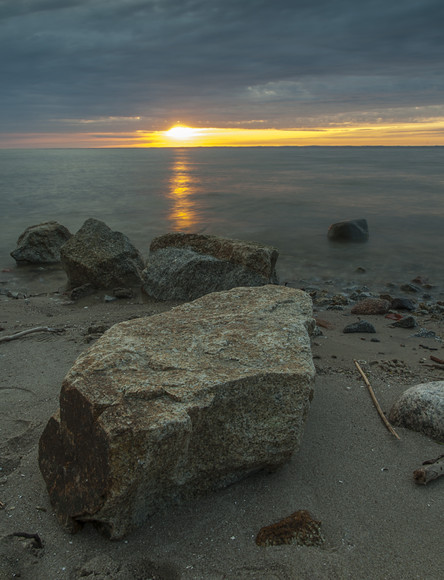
0,267,443,580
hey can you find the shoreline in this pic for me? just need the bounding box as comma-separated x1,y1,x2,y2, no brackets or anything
0,270,443,579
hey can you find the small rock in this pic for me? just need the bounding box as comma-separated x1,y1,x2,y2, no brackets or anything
390,316,417,329
113,287,134,299
69,283,95,301
411,329,438,339
391,298,416,311
351,298,390,315
87,325,109,335
343,321,376,334
400,283,421,293
256,510,324,547
104,295,117,302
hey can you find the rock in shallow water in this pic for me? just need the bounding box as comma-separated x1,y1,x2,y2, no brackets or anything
38,285,315,538
142,232,279,301
10,221,71,264
61,218,145,289
327,219,369,242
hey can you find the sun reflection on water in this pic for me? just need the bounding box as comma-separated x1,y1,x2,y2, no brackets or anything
167,152,199,230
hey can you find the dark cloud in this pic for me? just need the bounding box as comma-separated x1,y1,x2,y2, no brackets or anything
1,0,443,134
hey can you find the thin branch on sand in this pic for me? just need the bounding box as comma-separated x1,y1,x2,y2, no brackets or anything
353,359,401,440
0,326,61,343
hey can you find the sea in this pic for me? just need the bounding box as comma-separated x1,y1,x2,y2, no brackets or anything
0,146,443,295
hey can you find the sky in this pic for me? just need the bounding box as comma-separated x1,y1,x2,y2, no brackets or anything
1,0,444,147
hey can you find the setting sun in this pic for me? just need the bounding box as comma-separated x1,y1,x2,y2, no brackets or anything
164,126,199,140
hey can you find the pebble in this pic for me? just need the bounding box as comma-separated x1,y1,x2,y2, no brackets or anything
343,321,376,334
390,316,417,329
391,298,416,310
351,298,390,315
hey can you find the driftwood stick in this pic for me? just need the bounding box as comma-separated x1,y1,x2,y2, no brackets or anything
413,454,444,485
0,326,59,343
353,359,401,440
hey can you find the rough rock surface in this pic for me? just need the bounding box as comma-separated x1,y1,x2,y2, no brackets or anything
10,221,71,263
327,219,369,242
142,232,279,301
343,320,376,333
351,298,390,315
389,382,444,442
38,285,315,539
60,218,145,289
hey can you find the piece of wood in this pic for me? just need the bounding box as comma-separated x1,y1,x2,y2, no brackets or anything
413,454,444,485
0,326,60,343
430,355,444,365
353,359,401,440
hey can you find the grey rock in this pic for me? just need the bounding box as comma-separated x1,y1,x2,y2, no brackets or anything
142,233,279,301
411,329,438,339
390,316,417,329
39,285,315,538
391,298,416,311
327,219,369,242
10,221,72,264
389,381,444,442
113,287,134,299
400,283,421,293
343,320,376,333
61,219,145,289
69,283,95,301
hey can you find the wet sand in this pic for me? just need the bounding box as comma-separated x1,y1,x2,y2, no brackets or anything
0,267,443,579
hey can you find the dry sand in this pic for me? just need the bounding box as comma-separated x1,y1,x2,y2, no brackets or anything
0,267,443,580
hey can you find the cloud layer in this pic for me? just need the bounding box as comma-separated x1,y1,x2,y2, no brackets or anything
1,0,443,138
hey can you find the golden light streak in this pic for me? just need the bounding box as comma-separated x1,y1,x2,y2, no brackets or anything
166,153,199,230
2,118,444,148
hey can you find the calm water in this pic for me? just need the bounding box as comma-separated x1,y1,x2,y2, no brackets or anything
0,147,443,292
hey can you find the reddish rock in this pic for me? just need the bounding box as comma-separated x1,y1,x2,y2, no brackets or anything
351,298,390,315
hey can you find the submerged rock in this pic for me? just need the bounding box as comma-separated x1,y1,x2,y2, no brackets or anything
38,285,315,538
142,233,279,301
389,382,444,442
11,221,72,264
61,218,145,289
327,219,369,242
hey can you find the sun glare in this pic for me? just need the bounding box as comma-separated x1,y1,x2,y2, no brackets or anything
164,126,198,140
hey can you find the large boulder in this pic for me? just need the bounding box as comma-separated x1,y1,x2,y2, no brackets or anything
38,285,315,539
327,219,369,242
10,221,72,264
142,232,279,301
389,382,444,442
60,219,145,289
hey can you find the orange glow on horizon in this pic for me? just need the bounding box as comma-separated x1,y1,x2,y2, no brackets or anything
2,119,444,148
